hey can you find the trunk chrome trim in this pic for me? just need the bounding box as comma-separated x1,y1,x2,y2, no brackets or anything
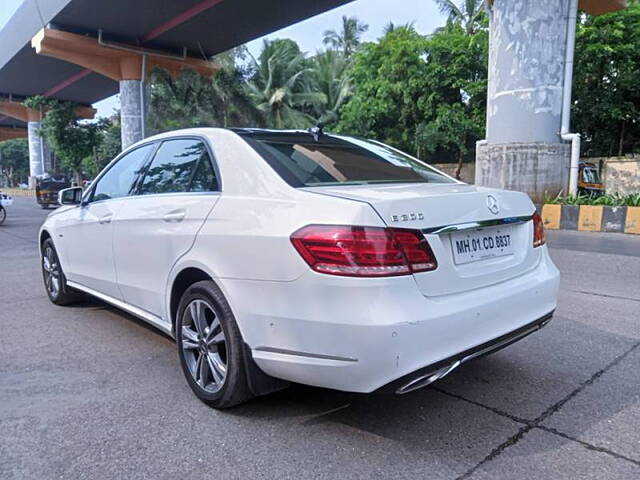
67,280,173,337
421,214,534,235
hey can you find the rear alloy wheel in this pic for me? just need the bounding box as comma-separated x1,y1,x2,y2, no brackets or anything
41,238,79,305
182,299,228,392
176,280,253,408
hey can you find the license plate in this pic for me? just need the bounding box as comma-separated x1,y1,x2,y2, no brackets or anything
450,226,514,265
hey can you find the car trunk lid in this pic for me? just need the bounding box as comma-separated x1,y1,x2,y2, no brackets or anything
303,183,539,296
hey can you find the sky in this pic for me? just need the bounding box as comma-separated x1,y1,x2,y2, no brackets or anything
0,0,446,118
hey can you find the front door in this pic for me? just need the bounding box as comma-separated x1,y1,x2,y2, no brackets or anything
59,143,156,298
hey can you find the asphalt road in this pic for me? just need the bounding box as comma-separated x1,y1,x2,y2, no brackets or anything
1,197,639,480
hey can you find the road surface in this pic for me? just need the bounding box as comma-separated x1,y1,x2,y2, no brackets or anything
1,197,639,479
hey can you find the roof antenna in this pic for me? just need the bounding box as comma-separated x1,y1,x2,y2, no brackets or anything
308,122,324,142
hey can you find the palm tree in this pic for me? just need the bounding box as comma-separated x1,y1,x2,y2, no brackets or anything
207,48,263,127
434,0,486,35
246,39,326,129
323,16,369,57
148,67,212,133
310,49,351,126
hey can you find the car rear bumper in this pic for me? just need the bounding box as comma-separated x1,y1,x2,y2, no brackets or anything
221,247,560,393
376,311,553,394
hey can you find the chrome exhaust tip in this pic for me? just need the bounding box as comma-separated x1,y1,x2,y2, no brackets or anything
395,360,461,395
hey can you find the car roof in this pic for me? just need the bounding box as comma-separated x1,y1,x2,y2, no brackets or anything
129,127,364,154
229,127,361,146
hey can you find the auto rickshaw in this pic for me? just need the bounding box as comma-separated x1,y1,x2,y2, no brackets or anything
578,161,605,197
35,174,71,209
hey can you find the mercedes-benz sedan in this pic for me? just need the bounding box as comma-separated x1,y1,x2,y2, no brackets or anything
39,128,559,408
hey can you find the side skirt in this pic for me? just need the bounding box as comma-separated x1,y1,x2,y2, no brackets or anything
67,280,173,337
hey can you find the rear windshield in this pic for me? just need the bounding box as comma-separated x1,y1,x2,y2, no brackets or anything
241,134,455,187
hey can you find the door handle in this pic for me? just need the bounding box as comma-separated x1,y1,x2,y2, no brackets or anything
163,210,185,223
99,214,113,224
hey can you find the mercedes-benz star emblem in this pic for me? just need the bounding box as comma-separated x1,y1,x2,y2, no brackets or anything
486,195,500,215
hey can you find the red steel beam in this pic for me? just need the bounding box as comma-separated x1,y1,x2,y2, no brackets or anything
143,0,224,42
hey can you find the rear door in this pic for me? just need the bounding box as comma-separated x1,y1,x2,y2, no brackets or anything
112,137,220,319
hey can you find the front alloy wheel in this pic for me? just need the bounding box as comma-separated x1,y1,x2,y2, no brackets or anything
40,238,79,305
42,244,61,298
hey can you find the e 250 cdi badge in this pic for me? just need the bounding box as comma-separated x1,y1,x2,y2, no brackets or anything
39,128,559,408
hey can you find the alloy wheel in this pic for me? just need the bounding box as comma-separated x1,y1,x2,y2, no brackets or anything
42,246,60,298
181,299,228,393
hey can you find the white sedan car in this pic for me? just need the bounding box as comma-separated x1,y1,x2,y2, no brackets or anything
40,128,560,408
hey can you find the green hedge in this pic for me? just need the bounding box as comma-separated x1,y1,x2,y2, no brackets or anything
544,193,640,207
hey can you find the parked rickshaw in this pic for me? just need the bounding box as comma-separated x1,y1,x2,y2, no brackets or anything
35,175,71,209
578,161,605,197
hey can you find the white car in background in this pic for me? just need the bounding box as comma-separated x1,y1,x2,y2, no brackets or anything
39,128,560,408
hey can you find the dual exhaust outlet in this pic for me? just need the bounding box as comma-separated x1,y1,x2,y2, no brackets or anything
395,316,552,395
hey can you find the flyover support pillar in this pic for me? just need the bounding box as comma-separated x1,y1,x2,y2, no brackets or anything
27,119,46,187
476,0,571,203
120,79,147,150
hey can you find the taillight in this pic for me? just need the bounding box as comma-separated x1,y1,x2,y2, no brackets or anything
533,212,546,248
290,225,437,277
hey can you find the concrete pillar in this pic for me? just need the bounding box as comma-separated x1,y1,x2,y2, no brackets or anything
27,121,45,188
119,79,146,150
476,0,571,202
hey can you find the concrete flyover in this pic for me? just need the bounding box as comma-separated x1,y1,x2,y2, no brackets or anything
0,0,352,175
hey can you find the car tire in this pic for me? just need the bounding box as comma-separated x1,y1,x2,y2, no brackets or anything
41,203,49,209
176,280,254,409
41,238,80,305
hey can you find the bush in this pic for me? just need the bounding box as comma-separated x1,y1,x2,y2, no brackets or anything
545,193,640,207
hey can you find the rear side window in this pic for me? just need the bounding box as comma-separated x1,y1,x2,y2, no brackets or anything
243,134,454,187
91,143,155,202
137,139,218,195
190,153,218,192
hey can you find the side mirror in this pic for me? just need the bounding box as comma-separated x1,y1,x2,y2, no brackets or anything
58,187,83,205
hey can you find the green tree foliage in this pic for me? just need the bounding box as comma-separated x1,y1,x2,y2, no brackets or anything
245,39,325,129
573,0,640,156
23,96,102,184
434,0,486,35
84,115,121,178
148,68,212,133
207,47,264,127
0,138,29,187
337,23,488,169
310,49,352,127
337,27,431,154
418,23,488,174
322,15,369,57
148,47,262,134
